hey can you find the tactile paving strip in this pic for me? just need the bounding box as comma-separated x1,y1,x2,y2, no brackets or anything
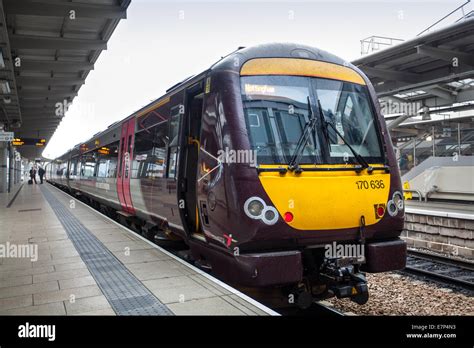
41,185,174,316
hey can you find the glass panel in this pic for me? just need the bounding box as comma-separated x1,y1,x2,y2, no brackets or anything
241,75,383,165
168,147,178,178
242,76,319,165
80,153,96,177
167,105,182,178
396,119,474,176
96,141,119,178
132,123,168,179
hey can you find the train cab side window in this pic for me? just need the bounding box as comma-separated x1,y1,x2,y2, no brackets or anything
167,106,182,178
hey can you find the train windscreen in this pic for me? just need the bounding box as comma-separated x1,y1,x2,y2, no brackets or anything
241,75,384,166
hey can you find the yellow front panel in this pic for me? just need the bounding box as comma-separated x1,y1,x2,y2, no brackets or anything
240,58,366,85
258,166,391,230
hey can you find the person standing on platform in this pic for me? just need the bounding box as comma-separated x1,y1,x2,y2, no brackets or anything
29,167,37,184
38,166,45,184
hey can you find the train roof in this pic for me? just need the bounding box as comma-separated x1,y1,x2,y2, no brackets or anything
211,42,349,72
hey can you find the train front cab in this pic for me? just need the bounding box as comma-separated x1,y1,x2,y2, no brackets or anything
188,48,407,307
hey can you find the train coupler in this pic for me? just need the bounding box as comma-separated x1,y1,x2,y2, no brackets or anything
320,258,369,305
331,280,369,305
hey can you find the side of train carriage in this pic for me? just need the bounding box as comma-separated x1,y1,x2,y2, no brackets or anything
47,43,407,306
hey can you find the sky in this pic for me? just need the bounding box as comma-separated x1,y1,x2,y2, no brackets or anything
42,0,472,159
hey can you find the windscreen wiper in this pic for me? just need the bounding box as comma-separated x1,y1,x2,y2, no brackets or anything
287,97,318,173
316,99,371,171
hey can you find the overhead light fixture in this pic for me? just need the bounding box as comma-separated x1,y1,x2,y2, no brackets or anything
3,97,11,104
0,50,4,69
0,80,11,94
11,120,21,128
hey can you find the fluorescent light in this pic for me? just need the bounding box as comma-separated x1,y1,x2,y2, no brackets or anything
0,80,11,94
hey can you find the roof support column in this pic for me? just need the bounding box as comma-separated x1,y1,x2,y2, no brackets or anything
0,142,8,193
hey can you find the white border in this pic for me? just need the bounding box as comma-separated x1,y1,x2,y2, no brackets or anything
47,184,280,316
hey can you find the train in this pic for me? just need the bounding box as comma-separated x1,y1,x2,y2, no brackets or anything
47,43,407,308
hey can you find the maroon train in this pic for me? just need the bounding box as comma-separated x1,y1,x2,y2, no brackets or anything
47,43,407,307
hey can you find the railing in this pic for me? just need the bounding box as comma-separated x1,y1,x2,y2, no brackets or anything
360,36,404,56
403,189,424,201
417,0,472,36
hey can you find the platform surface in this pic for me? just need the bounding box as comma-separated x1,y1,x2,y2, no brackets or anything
0,183,276,316
405,200,474,220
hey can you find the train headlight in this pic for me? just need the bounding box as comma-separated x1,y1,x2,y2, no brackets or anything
244,197,265,219
262,206,279,225
393,191,404,210
244,197,279,225
387,200,398,217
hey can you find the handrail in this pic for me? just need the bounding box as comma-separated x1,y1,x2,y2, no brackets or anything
404,189,423,201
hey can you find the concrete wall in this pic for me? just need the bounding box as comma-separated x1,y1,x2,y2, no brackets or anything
402,212,474,259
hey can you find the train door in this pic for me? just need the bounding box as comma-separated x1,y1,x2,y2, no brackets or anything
177,81,204,239
117,118,136,214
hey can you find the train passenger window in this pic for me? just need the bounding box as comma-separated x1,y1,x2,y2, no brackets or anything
96,142,120,178
132,122,168,179
76,161,82,178
148,123,168,178
80,153,97,177
70,158,79,176
68,161,74,178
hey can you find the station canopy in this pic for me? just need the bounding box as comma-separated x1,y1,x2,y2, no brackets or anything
0,0,130,159
353,14,474,163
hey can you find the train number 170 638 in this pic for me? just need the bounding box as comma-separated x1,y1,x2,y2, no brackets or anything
355,180,385,190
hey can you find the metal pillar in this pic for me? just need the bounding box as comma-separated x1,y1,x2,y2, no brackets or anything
413,138,417,167
7,144,13,192
432,126,436,156
0,142,8,193
458,123,462,156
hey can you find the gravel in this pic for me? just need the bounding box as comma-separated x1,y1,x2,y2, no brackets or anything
327,272,474,315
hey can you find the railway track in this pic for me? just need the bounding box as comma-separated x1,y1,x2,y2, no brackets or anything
403,249,474,291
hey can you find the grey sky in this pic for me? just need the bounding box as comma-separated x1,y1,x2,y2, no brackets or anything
42,0,470,159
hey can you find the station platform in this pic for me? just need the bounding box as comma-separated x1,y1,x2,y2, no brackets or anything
0,182,277,316
405,200,474,220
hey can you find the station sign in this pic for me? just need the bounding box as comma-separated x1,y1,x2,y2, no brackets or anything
12,138,47,147
0,131,14,142
97,147,110,155
80,143,89,153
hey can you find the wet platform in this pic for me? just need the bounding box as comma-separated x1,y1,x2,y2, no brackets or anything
0,183,277,316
